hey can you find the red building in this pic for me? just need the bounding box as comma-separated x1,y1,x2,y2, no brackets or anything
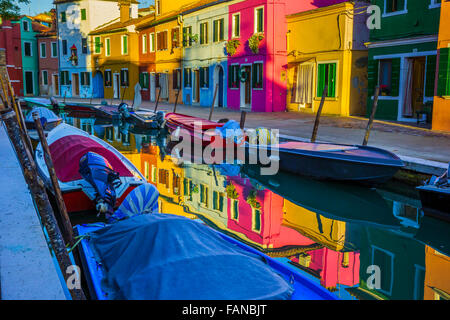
0,19,23,96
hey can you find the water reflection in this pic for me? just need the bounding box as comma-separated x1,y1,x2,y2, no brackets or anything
59,113,450,300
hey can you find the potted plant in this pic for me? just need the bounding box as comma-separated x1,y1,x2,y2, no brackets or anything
248,33,264,54
226,183,239,200
226,39,240,56
245,189,261,209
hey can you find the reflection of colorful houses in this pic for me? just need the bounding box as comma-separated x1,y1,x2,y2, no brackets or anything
225,175,317,253
283,200,360,290
286,1,369,116
432,0,450,132
347,227,425,300
424,246,450,300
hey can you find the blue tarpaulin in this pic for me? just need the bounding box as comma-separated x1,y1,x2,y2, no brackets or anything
88,214,294,300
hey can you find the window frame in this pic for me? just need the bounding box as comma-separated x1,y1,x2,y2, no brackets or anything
254,6,264,34
213,18,225,43
199,22,209,45
382,0,408,17
23,41,32,57
316,61,338,99
51,42,58,58
184,68,192,88
232,13,240,39
120,68,129,87
23,20,29,32
81,38,88,54
121,35,129,55
104,69,112,87
93,36,101,55
42,70,48,86
40,42,47,58
142,34,147,54
252,61,264,90
81,8,87,21
149,32,156,52
429,0,441,9
105,38,111,56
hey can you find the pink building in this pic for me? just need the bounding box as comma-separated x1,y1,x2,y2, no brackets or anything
226,176,315,249
226,0,348,112
0,19,23,96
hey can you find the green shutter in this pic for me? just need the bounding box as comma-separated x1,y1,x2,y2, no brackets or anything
390,58,401,96
220,19,224,41
437,48,450,96
252,64,256,88
81,73,85,86
213,21,217,42
425,55,437,97
81,9,86,21
213,192,217,210
317,64,326,97
95,37,101,54
328,63,336,98
257,8,263,32
61,12,66,22
367,59,379,96
139,73,144,88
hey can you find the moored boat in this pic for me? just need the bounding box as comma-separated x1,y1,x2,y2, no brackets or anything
24,107,62,131
75,213,338,300
246,140,404,185
118,103,165,130
22,97,65,110
35,123,146,215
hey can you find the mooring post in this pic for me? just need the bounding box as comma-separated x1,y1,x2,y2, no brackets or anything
173,89,180,113
363,86,380,146
239,111,247,130
154,88,162,113
311,85,328,143
1,109,86,300
33,112,74,246
209,84,219,121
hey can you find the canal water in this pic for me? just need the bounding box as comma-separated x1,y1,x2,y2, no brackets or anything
42,111,450,300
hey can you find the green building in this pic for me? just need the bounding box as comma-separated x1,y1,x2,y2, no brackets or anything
366,0,441,123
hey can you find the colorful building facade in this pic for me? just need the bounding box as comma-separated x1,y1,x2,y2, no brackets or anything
366,0,441,123
432,0,450,131
0,19,23,95
19,16,40,96
286,1,369,116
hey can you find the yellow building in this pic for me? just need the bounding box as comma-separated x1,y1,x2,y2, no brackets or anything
89,1,151,101
286,2,369,116
424,246,450,300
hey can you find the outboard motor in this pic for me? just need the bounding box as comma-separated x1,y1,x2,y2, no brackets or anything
118,103,131,119
79,152,122,219
155,111,166,128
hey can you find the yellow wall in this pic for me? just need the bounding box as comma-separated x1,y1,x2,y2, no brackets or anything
157,0,198,16
282,200,347,251
432,0,450,132
286,2,367,116
424,246,450,300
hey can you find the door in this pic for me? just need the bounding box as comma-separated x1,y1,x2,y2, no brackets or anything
72,73,80,96
113,73,120,99
93,72,104,98
240,66,251,108
412,57,426,116
193,69,200,103
25,71,34,95
150,73,156,102
53,74,59,96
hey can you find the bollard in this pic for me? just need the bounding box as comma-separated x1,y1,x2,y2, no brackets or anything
363,86,380,146
311,85,328,143
209,84,219,121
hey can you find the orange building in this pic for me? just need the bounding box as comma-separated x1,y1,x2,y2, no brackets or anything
424,246,450,300
432,0,450,132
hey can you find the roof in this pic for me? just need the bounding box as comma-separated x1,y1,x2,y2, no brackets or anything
89,15,148,35
33,13,53,23
32,21,51,33
54,0,139,4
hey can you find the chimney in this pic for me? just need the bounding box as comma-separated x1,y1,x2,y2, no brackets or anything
118,0,131,23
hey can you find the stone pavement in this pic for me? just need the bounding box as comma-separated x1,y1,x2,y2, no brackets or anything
64,97,450,164
0,124,66,300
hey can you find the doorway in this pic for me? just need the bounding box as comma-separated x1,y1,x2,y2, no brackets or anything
52,74,59,96
214,65,224,107
193,69,200,103
72,73,80,97
403,57,426,117
25,71,34,95
113,73,120,99
150,73,156,102
93,72,104,98
240,65,251,109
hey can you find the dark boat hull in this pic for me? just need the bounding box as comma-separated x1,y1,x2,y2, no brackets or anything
417,185,450,221
25,119,62,131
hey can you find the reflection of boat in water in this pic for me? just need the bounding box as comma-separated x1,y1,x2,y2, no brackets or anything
241,165,401,229
76,214,337,300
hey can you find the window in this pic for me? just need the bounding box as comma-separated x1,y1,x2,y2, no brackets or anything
213,18,224,42
317,62,337,98
51,42,57,57
149,33,155,52
156,0,161,15
252,62,263,89
200,22,208,45
151,166,157,184
378,59,392,95
60,71,70,85
120,69,129,87
231,199,239,221
104,70,112,87
252,208,261,232
42,70,48,86
94,36,101,54
105,38,111,56
437,47,450,97
200,66,209,88
24,42,32,57
121,35,128,55
232,13,240,38
173,69,181,90
172,27,180,48
81,8,87,21
184,68,192,87
157,31,168,50
81,38,88,54
384,0,407,15
429,0,441,9
40,43,47,58
371,247,394,295
200,184,209,207
229,65,240,89
23,20,29,31
61,12,66,23
140,72,149,89
142,34,147,53
212,192,224,211
62,39,67,55
255,7,264,33
80,72,90,86
183,26,192,47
